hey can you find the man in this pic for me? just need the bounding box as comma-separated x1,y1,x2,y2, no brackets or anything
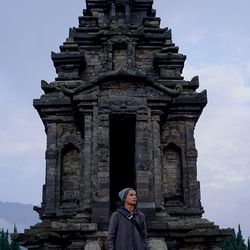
107,188,149,250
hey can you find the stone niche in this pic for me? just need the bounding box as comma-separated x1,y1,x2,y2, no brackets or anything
13,0,232,249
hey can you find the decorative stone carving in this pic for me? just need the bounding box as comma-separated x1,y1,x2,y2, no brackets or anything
162,122,183,141
100,95,147,112
57,123,79,141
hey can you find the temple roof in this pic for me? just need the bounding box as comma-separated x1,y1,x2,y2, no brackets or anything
38,0,207,104
85,0,155,26
35,0,207,131
50,0,187,83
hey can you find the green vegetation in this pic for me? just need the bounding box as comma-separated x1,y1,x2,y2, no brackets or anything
221,225,250,250
0,226,21,250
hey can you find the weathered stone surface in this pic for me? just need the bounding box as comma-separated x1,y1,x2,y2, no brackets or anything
51,222,97,232
15,0,232,249
149,238,168,250
84,240,102,250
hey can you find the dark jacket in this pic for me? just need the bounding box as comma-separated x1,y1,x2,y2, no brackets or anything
107,207,148,250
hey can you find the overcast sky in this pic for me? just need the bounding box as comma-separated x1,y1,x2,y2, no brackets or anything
1,0,250,240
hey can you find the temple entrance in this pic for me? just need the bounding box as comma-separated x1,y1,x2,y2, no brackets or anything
109,114,136,212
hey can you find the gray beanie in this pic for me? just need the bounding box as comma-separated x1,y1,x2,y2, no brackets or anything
118,188,133,203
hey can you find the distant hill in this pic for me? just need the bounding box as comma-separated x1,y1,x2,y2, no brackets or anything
0,201,40,233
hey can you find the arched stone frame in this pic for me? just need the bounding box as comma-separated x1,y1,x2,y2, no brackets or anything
109,0,131,23
93,87,155,219
162,141,184,207
106,35,136,71
59,143,81,207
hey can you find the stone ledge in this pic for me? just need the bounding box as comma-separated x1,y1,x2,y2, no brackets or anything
51,222,98,232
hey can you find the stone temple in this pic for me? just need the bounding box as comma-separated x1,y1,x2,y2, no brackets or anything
15,0,231,249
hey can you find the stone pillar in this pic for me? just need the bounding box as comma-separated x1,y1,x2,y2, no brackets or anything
92,113,110,227
82,112,93,209
151,111,163,209
135,111,155,217
185,120,202,212
45,122,58,214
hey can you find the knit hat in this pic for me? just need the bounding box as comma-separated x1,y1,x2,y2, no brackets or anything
118,188,133,203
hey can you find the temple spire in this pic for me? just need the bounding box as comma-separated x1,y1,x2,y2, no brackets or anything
85,0,155,26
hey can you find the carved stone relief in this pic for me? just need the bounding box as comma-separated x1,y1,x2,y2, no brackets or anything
162,144,183,206
99,94,147,112
162,121,182,141
57,123,80,143
61,144,81,205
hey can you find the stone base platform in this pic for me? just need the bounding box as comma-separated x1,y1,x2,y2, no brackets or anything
12,213,232,250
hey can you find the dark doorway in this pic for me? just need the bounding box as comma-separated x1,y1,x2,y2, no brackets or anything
109,114,136,212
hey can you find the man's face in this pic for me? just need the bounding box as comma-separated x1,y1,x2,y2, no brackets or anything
124,189,137,206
